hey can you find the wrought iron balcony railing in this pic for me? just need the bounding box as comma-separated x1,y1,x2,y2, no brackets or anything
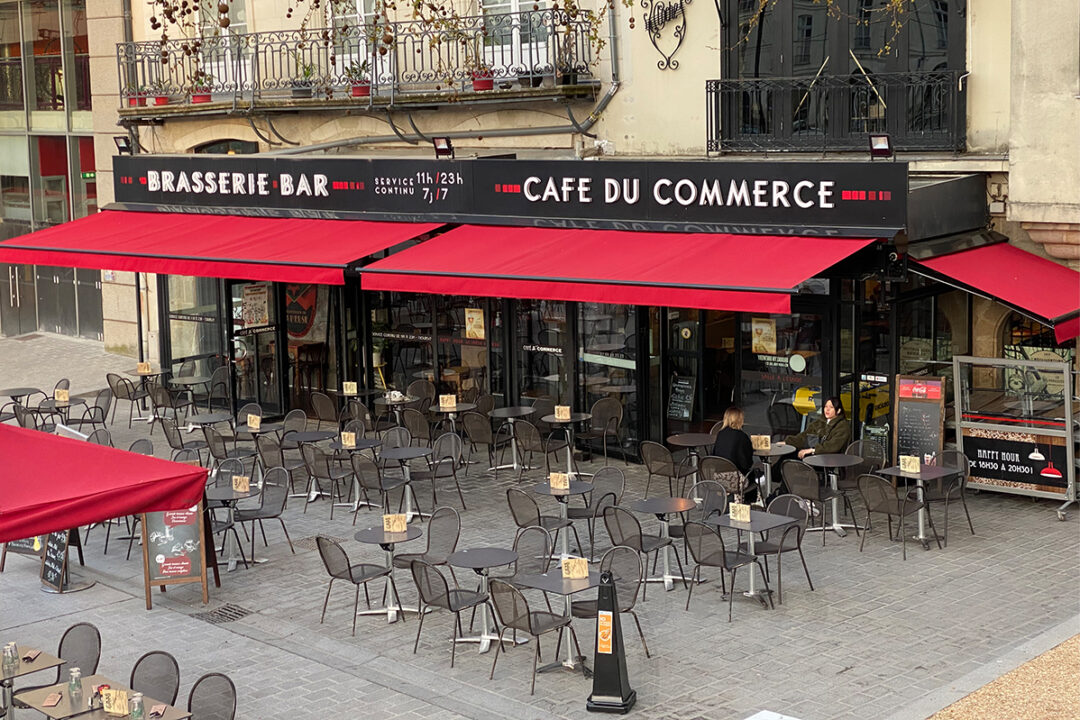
117,10,597,108
706,71,964,153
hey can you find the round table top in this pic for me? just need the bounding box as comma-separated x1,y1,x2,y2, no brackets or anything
205,485,259,502
375,395,419,407
667,432,715,448
431,402,477,414
755,443,798,458
629,496,696,515
380,445,432,461
341,387,385,398
533,481,593,497
595,385,637,394
447,547,517,570
804,453,864,469
39,397,87,410
0,387,40,398
489,406,536,420
541,412,592,425
354,526,423,546
328,437,382,452
126,368,167,377
235,422,284,435
283,430,337,444
187,412,233,425
170,376,211,386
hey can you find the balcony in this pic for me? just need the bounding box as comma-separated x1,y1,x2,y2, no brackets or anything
116,10,599,118
706,71,964,154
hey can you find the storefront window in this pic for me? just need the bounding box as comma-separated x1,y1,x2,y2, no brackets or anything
70,136,95,217
516,299,568,402
0,135,31,241
740,312,823,437
64,0,90,130
167,275,223,380
372,291,433,391
231,281,280,413
31,136,68,226
0,2,25,130
580,302,639,451
436,296,496,399
25,0,64,130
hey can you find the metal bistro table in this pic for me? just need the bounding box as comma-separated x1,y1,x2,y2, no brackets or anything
354,525,423,623
1,644,64,716
489,406,536,473
879,463,956,550
447,547,518,653
185,411,232,431
803,453,863,537
627,496,695,591
513,570,601,676
532,481,592,560
430,401,477,433
707,509,795,606
205,484,260,571
38,396,87,424
375,395,419,427
283,430,339,502
754,442,797,496
667,432,716,469
329,437,382,511
541,412,592,479
170,375,211,409
14,672,191,720
379,445,432,522
0,387,40,401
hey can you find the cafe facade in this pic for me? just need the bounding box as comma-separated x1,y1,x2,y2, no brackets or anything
0,153,1076,460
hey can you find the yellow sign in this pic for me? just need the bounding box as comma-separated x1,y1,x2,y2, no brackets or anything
247,413,261,431
549,472,570,491
465,308,485,340
751,317,777,354
899,455,921,474
343,381,358,396
561,556,588,580
439,394,457,410
136,362,152,374
597,610,613,654
101,688,129,716
341,431,356,448
232,475,250,493
555,405,571,421
382,514,408,533
730,502,751,523
750,434,771,451
54,388,69,403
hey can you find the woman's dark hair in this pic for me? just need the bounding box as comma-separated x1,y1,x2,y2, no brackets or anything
823,396,845,417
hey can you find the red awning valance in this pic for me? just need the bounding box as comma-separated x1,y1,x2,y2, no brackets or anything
360,226,875,314
0,211,442,285
0,425,208,543
913,243,1080,344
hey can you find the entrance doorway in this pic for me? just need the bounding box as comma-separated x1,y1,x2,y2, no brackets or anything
0,264,36,335
228,281,283,415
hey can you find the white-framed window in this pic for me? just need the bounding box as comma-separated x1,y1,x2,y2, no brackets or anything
480,0,550,75
197,1,249,92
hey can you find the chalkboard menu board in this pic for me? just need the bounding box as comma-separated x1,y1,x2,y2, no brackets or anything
892,376,945,465
140,502,209,609
40,531,70,591
0,535,44,573
667,376,696,421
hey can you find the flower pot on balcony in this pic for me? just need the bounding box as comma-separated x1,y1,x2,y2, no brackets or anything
153,96,169,106
291,83,313,98
191,92,212,104
351,82,371,98
557,68,578,86
471,70,494,92
127,96,147,107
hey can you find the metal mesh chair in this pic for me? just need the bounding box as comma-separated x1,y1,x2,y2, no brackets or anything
106,372,147,427
857,473,940,560
410,559,489,667
301,444,352,519
350,454,409,522
566,465,626,560
402,407,434,447
206,365,232,412
162,417,207,464
571,546,650,657
752,494,814,603
474,394,496,415
406,379,436,403
698,456,749,502
507,488,583,556
927,450,975,546
316,536,401,636
203,425,256,473
348,399,393,437
768,402,803,439
393,506,460,576
311,392,339,431
640,441,696,497
129,650,180,705
683,521,771,619
148,383,191,435
603,506,687,599
234,402,263,445
234,467,295,561
67,388,112,432
488,579,581,695
461,411,510,478
781,459,853,545
256,434,306,496
671,479,729,556
513,420,567,483
410,433,467,509
186,672,237,720
86,428,114,446
840,439,886,515
128,438,154,456
576,397,625,466
15,622,101,695
279,408,309,453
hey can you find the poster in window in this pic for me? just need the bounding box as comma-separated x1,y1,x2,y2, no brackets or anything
465,308,485,340
1002,346,1073,400
751,318,777,355
241,284,269,327
285,284,327,341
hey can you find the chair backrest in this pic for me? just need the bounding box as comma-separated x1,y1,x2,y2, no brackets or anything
57,622,101,680
590,466,625,505
202,426,230,459
402,407,431,441
506,488,541,529
87,428,113,447
512,525,552,575
431,432,463,465
302,444,334,479
172,448,202,465
936,449,970,477
589,396,623,432
683,521,726,566
213,458,246,489
208,366,232,409
311,392,337,426
846,439,886,476
858,473,899,513
13,403,37,430
316,536,352,579
256,434,284,469
708,420,725,436
283,408,309,434
89,388,113,420
350,453,383,492
149,384,174,410
603,506,643,552
383,426,411,450
462,411,493,445
342,419,365,438
766,494,809,541
531,398,556,433
177,360,196,378
423,506,460,560
686,480,728,521
54,378,70,392
187,672,237,720
698,456,746,495
488,579,533,634
161,417,185,451
406,379,436,401
640,440,673,472
475,394,496,414
768,402,803,438
514,420,545,453
128,438,154,456
236,402,262,426
781,459,823,502
460,386,479,404
600,545,643,612
259,467,290,514
410,559,452,610
105,372,123,397
130,650,180,705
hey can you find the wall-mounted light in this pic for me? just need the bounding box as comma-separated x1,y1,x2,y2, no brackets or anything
113,136,133,155
868,133,893,160
432,137,454,160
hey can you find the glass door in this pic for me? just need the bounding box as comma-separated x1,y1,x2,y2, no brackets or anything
579,302,640,454
436,296,498,399
665,308,701,433
229,281,282,415
0,264,36,336
516,299,570,403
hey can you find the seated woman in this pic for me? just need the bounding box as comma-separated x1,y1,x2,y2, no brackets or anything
785,395,851,459
711,406,760,502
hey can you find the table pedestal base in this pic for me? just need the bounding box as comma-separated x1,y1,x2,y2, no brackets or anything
538,656,592,677
41,572,95,594
357,604,420,624
455,633,528,654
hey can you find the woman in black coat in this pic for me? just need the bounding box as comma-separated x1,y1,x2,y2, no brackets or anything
711,406,755,476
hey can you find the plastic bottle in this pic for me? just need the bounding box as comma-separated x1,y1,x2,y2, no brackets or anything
129,692,144,719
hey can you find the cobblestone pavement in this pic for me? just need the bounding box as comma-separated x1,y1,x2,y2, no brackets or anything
2,334,1078,720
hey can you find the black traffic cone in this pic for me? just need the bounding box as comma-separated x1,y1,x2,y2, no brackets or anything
586,570,636,713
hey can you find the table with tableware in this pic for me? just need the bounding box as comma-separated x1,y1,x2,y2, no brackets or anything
803,453,864,537
1,643,64,716
754,442,797,496
879,463,957,549
430,401,476,433
707,509,796,606
541,411,592,479
447,547,518,653
205,484,260,571
14,672,190,719
354,525,423,623
513,569,601,675
375,394,419,427
532,481,592,560
488,406,536,473
628,496,696,590
378,445,432,522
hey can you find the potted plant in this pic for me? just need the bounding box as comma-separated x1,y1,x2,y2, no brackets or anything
125,83,147,107
471,60,494,92
149,79,170,106
189,71,213,103
555,30,579,86
344,59,372,98
291,54,318,98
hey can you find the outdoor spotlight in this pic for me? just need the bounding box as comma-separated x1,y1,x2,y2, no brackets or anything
868,133,893,160
432,137,454,159
113,136,133,155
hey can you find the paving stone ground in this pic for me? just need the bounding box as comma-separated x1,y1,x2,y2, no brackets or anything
2,333,1078,720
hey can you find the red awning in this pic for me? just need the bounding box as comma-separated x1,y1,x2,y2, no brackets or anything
913,243,1080,344
0,211,441,285
361,226,876,314
0,425,207,543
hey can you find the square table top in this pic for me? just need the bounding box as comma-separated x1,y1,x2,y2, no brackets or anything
512,570,601,596
878,464,957,482
15,673,191,720
1,645,64,682
708,509,797,534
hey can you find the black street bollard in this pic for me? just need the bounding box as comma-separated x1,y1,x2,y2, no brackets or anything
586,570,636,714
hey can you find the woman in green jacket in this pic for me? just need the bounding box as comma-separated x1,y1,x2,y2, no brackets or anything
785,396,851,459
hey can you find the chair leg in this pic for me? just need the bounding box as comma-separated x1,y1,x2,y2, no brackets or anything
449,609,459,668
670,545,689,589
900,512,907,561
489,627,505,680
321,578,335,623
961,493,975,536
352,585,360,636
727,568,737,622
925,507,943,550
388,576,406,623
774,552,782,604
279,519,295,553
684,565,699,611
530,635,540,695
797,545,814,591
628,610,650,658
755,560,774,609
859,512,871,552
412,602,427,654
569,524,585,557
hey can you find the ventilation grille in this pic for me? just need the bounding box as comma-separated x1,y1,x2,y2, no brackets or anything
193,603,253,624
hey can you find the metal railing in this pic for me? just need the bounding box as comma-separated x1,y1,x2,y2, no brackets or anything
116,10,596,106
706,71,964,153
